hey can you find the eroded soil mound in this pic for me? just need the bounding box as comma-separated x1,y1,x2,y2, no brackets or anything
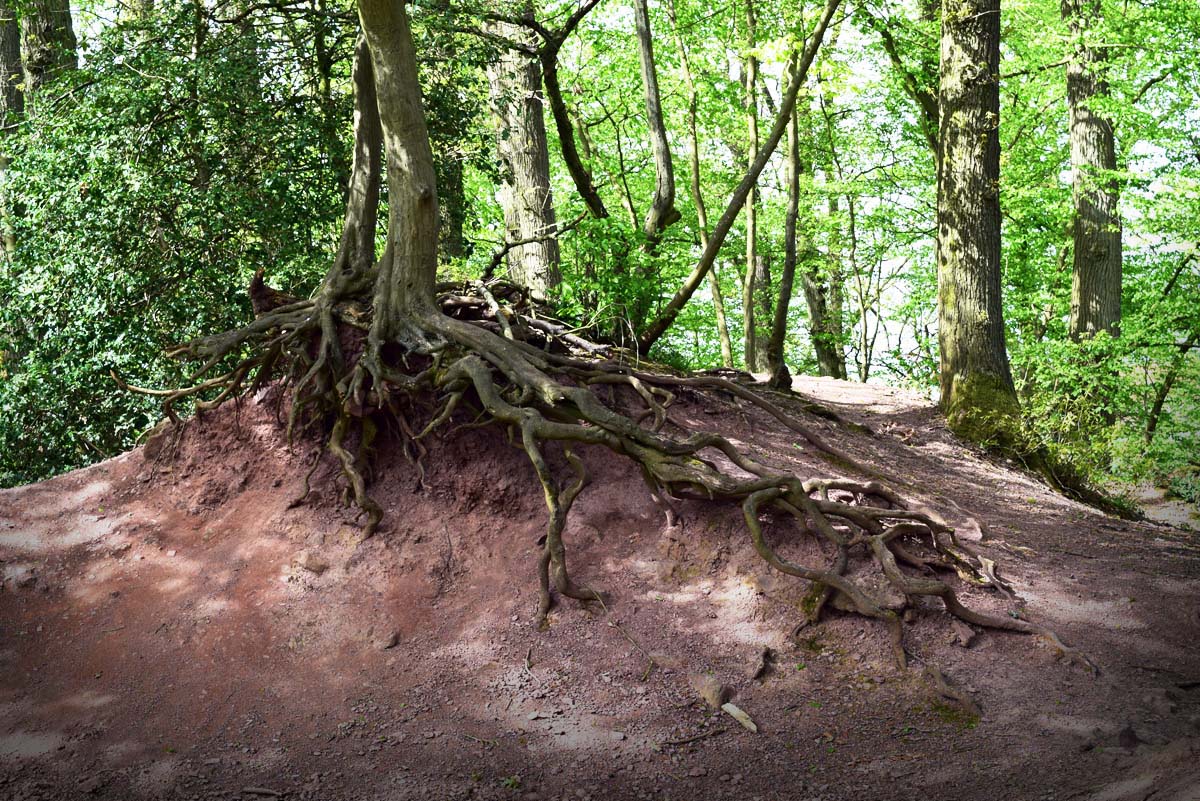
2,379,1199,801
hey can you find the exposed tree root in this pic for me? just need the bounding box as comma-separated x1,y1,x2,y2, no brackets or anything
116,275,1097,687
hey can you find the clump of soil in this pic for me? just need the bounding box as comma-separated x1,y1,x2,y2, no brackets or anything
2,379,1198,800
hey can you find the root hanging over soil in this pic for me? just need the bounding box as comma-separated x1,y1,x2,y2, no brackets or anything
115,273,1096,676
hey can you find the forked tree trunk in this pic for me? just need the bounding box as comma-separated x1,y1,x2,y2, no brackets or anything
1063,0,1121,341
20,0,76,93
485,15,561,300
936,0,1021,444
357,0,439,335
632,0,679,244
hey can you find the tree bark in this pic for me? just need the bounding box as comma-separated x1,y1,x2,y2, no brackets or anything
766,105,802,389
637,0,842,355
802,188,847,379
486,15,561,300
633,0,679,243
1063,0,1121,341
936,0,1021,444
20,0,76,93
358,0,440,336
0,1,22,255
325,34,381,295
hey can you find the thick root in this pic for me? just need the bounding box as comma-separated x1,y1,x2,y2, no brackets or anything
120,277,1095,678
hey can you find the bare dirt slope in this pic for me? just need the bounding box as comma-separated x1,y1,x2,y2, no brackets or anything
2,378,1198,801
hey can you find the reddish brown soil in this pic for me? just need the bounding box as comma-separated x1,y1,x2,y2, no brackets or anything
2,378,1198,801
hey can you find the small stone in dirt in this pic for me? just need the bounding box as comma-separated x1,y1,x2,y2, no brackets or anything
950,621,978,648
166,549,177,557
688,767,707,778
689,674,732,709
612,731,626,741
294,550,329,575
376,630,400,650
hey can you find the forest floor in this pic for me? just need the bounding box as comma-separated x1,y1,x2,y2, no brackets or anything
2,376,1199,801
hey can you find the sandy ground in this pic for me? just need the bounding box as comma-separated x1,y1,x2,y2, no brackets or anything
1,377,1198,801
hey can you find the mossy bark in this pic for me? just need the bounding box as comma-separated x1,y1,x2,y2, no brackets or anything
936,0,1021,447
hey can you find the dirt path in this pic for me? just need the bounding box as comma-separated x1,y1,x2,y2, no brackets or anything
2,379,1198,801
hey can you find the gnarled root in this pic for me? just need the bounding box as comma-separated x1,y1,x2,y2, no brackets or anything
118,276,1095,678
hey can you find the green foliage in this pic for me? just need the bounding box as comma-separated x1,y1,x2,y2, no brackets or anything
1,0,1197,517
0,2,354,486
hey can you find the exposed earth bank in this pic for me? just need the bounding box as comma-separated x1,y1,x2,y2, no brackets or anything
2,377,1198,800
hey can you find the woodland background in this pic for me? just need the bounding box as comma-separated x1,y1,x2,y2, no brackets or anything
0,0,1197,513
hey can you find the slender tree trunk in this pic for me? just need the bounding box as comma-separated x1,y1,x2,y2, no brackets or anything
740,0,769,372
767,105,802,389
633,0,679,244
665,0,732,367
19,0,76,93
486,16,561,300
1063,0,1121,341
0,1,23,256
936,0,1021,444
539,38,607,218
740,0,761,370
638,0,842,354
1145,331,1199,445
806,91,849,380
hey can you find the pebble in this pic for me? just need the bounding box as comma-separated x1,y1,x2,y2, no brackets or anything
688,767,707,777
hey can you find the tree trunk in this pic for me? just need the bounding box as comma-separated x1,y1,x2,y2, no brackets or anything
936,0,1021,444
486,16,561,300
766,105,802,389
0,1,22,256
665,0,732,367
324,34,380,296
633,0,679,244
802,191,847,380
637,0,842,354
358,0,439,334
807,95,848,380
1063,0,1121,341
1145,331,1198,445
19,0,76,93
741,0,763,372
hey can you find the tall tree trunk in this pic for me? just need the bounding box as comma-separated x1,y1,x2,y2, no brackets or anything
741,0,768,372
665,0,732,367
486,16,561,300
358,0,440,333
638,0,842,354
767,105,802,389
806,81,849,380
802,191,847,379
0,1,22,256
1063,0,1121,341
936,0,1021,444
19,0,76,93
